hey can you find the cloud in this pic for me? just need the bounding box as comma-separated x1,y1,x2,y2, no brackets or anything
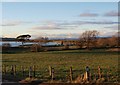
1,21,21,26
60,20,119,25
32,33,80,39
60,21,119,26
32,25,61,30
104,25,118,30
2,19,119,29
1,20,33,26
2,35,12,38
82,21,118,25
101,31,117,37
32,21,78,30
31,20,119,31
104,10,120,17
79,12,98,17
31,22,61,30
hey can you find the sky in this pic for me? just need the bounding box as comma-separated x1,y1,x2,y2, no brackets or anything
1,2,119,39
1,0,119,2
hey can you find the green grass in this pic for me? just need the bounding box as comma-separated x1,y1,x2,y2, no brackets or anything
2,49,119,82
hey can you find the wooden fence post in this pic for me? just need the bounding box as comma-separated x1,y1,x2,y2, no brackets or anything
107,66,110,82
21,66,25,77
70,67,73,82
85,66,90,81
33,65,36,77
13,65,16,77
51,67,54,81
29,66,32,78
3,65,6,75
98,66,101,79
94,73,97,80
11,65,14,76
49,66,52,77
89,73,92,81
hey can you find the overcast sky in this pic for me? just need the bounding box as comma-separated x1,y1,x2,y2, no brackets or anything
1,2,119,39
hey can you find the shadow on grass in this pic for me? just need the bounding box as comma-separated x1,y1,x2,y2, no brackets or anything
2,52,30,54
48,50,119,55
2,47,31,54
2,59,19,62
2,47,120,55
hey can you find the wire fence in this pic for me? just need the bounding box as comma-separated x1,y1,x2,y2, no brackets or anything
2,65,119,83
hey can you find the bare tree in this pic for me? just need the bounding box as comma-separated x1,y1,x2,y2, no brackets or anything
106,32,120,48
97,38,109,48
115,31,120,47
108,36,118,47
80,30,99,50
76,40,84,49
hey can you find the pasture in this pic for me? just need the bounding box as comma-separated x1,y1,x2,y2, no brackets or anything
2,49,119,82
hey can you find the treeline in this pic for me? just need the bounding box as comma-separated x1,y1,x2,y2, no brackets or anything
75,36,119,49
2,30,120,50
76,31,119,49
1,38,17,41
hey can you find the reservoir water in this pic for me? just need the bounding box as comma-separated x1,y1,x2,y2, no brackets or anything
0,41,60,47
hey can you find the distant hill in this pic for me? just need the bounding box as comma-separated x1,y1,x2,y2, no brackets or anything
49,38,79,40
0,38,16,41
0,36,115,42
49,36,112,40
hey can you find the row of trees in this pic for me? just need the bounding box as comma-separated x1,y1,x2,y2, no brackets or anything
97,36,119,48
16,30,119,50
16,35,49,43
76,30,119,49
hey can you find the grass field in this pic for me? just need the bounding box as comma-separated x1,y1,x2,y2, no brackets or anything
2,49,119,82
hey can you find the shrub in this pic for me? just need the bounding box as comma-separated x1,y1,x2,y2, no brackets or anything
31,44,42,52
2,43,11,48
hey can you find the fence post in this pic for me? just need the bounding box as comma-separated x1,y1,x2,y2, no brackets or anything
51,67,54,81
11,65,14,76
29,66,32,78
49,66,52,77
107,66,110,82
33,65,36,77
89,73,92,81
94,73,97,80
13,65,16,77
21,66,25,77
70,67,73,82
3,65,6,75
85,66,90,81
98,66,101,79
